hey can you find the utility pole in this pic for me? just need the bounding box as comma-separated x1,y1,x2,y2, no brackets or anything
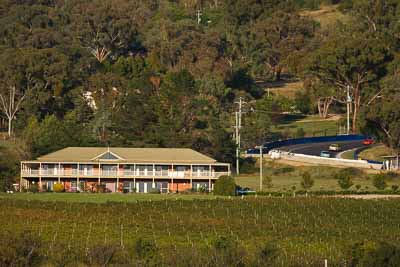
196,9,202,24
234,97,245,175
259,146,263,191
346,85,351,135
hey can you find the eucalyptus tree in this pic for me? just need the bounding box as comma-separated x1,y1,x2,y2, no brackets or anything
307,29,390,132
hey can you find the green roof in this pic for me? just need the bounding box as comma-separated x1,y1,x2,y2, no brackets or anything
34,147,218,164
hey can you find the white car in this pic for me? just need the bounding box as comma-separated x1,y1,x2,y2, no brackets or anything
328,144,341,151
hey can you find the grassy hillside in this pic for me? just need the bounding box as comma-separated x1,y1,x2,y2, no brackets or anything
272,114,340,138
258,80,304,98
359,144,392,162
300,5,349,29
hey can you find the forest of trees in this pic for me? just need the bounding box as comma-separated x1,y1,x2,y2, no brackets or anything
0,0,400,172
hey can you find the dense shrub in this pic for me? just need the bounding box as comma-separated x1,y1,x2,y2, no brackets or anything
373,174,388,190
53,183,64,193
336,172,354,190
240,157,258,174
0,150,19,192
214,176,237,196
347,241,400,267
301,171,314,191
29,183,39,193
295,90,312,114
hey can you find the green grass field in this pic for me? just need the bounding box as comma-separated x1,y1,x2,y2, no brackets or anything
235,161,399,192
359,144,392,162
272,115,340,138
300,5,349,30
340,149,356,160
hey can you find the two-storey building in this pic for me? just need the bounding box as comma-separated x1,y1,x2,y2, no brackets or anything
20,147,231,193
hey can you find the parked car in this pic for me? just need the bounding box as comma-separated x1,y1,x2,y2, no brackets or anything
320,151,331,158
236,187,256,195
363,138,374,145
328,144,341,151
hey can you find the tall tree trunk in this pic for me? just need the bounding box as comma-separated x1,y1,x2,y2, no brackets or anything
322,97,333,118
317,98,322,118
7,117,11,137
0,86,26,138
352,85,361,133
275,67,282,81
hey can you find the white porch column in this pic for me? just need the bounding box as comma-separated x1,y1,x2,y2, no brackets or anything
116,163,120,192
58,162,61,183
19,162,22,192
39,162,42,191
171,164,174,192
190,164,193,190
98,163,101,184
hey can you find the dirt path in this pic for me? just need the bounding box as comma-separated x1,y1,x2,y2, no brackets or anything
332,195,400,200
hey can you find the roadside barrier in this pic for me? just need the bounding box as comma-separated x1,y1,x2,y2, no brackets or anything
247,135,366,155
269,150,382,170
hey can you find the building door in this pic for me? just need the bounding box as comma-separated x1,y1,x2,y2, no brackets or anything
71,181,77,192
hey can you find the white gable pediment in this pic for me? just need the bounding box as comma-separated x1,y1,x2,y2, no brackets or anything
92,150,124,161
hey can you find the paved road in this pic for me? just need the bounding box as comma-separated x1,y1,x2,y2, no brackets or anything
279,140,365,158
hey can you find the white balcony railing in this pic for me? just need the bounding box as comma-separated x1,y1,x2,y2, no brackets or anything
22,168,230,178
101,170,117,176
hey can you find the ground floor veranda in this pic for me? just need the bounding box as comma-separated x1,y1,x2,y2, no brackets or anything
21,177,215,193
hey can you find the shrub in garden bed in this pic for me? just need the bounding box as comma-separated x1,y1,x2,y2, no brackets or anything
29,183,39,193
53,183,64,193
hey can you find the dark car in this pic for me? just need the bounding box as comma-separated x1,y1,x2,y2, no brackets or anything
236,187,256,195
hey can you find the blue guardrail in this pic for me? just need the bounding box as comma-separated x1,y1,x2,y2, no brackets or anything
247,135,366,154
